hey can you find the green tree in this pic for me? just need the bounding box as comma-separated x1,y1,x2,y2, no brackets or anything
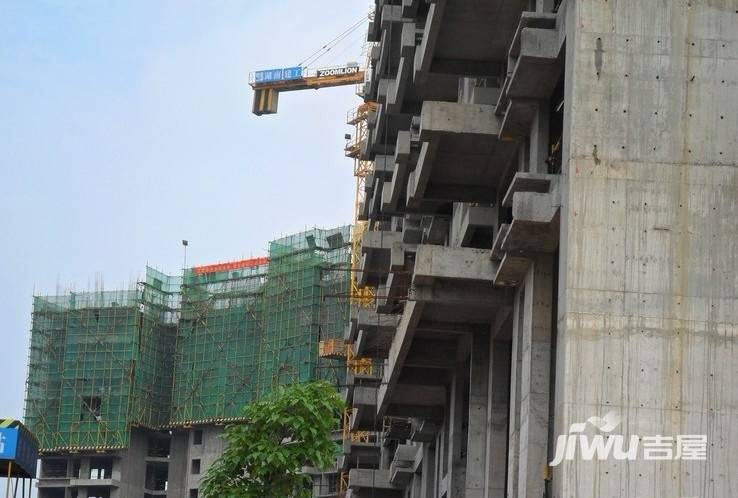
201,380,344,498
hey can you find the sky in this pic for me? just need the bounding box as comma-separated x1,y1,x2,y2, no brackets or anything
0,0,368,429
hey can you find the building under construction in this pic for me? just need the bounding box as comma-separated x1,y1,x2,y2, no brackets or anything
325,1,738,498
24,226,351,498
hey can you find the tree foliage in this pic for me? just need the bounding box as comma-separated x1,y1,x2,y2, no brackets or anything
200,381,344,498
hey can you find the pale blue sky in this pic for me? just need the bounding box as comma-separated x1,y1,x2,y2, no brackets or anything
0,0,366,425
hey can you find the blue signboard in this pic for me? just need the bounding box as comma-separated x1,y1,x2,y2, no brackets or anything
0,428,18,459
253,66,303,84
0,423,38,478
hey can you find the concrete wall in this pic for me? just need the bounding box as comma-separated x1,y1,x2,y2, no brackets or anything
116,430,147,497
555,1,738,497
167,426,225,498
35,426,229,498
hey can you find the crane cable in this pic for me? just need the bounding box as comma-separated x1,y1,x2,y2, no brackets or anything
297,14,369,68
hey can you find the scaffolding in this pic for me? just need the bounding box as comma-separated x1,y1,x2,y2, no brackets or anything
170,227,350,426
24,226,352,451
24,269,179,452
346,101,378,308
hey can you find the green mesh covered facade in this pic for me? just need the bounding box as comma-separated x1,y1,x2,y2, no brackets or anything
24,272,179,452
24,226,351,452
171,227,350,425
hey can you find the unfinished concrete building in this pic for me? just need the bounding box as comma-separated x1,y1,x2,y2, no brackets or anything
332,1,738,497
25,227,351,498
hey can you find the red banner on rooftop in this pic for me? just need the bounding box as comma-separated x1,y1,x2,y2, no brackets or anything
192,256,269,275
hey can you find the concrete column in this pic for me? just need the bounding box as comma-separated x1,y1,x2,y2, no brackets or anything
485,339,511,498
507,287,524,498
79,458,90,480
421,443,436,498
380,443,392,470
167,430,189,498
529,102,550,174
517,142,529,173
448,361,468,498
465,332,490,498
517,256,553,498
535,0,555,12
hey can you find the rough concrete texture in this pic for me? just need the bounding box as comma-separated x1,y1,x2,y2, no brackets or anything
554,1,738,497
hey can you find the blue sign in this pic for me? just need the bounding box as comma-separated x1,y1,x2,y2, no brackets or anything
254,66,303,84
0,426,38,478
0,428,18,459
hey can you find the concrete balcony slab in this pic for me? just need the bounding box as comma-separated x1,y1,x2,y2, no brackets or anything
359,231,403,287
501,172,557,206
490,222,508,260
383,417,412,441
350,386,379,432
377,242,416,313
414,0,523,81
504,177,560,250
355,325,395,359
493,252,531,287
343,440,382,469
410,418,439,442
368,105,413,160
37,478,71,488
346,306,400,344
408,102,517,206
349,469,403,494
506,21,563,101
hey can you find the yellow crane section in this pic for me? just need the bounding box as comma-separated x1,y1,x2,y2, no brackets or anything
250,64,365,115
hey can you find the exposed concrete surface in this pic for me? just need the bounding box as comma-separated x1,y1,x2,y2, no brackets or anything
554,1,738,497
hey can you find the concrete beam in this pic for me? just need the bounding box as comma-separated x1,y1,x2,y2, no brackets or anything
377,300,424,416
501,173,557,207
413,245,498,285
413,0,446,81
493,253,531,288
349,469,402,493
412,280,513,322
419,102,500,141
507,28,562,100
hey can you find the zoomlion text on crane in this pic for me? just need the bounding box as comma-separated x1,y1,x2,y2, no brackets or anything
317,66,360,77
